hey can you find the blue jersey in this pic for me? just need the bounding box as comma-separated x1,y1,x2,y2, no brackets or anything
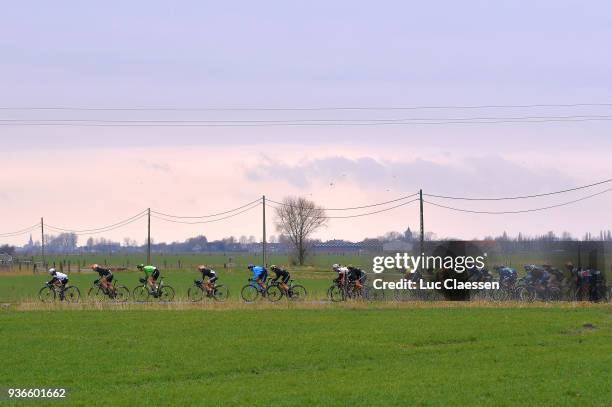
252,266,267,279
499,267,517,280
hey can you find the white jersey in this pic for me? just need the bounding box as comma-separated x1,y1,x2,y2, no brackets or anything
54,272,68,281
336,266,349,275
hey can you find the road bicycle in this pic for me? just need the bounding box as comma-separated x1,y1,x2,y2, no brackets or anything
188,279,229,302
517,282,561,302
87,279,130,302
241,278,269,302
265,279,307,302
38,283,81,303
132,277,175,302
327,278,379,302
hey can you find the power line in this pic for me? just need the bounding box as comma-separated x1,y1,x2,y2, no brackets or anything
61,212,149,236
424,188,612,214
3,114,612,124
321,199,420,218
267,193,418,211
265,198,419,218
3,117,612,127
0,222,41,238
152,198,262,219
424,178,612,201
151,201,261,224
3,103,612,111
45,209,148,234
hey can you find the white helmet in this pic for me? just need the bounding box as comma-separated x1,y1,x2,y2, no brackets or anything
48,268,56,275
332,264,340,270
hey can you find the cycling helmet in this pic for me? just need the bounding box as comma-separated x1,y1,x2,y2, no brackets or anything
247,264,254,269
332,263,340,270
48,268,56,275
91,264,99,270
270,265,278,270
137,264,144,269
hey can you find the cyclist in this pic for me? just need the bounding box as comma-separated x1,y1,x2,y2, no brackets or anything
496,266,517,287
197,265,218,295
347,265,366,289
528,265,550,292
270,265,290,292
564,262,578,290
248,264,268,291
48,268,69,289
91,264,114,292
332,264,349,286
137,264,160,292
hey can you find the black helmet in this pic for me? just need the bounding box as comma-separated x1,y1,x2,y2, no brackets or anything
247,264,254,269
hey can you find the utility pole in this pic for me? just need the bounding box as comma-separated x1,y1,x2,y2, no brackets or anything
147,208,151,265
262,195,267,266
419,189,424,255
41,217,45,267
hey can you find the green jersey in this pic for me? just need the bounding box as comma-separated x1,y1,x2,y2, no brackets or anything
143,265,157,276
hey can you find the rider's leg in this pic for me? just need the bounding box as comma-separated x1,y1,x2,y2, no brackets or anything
148,276,158,291
281,276,289,292
257,278,266,290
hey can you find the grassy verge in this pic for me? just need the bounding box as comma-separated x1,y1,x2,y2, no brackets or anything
1,307,610,406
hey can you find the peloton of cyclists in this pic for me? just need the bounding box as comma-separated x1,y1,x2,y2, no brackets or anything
197,265,218,295
91,264,115,293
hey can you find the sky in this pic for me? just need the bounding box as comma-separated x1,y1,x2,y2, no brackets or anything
1,1,611,245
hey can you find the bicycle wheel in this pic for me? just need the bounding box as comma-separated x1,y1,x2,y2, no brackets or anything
88,286,108,302
38,286,55,302
188,285,204,302
518,287,536,302
132,285,150,302
266,285,283,302
573,287,588,301
159,286,175,302
365,286,385,301
241,285,259,302
394,287,412,302
288,285,307,301
212,285,229,302
112,286,130,302
347,286,365,300
63,286,81,303
327,285,344,302
547,287,561,302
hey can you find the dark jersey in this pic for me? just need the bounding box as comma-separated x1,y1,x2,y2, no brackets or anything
347,266,365,281
271,267,290,280
200,268,217,279
93,266,112,277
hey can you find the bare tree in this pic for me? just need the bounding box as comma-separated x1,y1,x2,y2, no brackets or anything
274,196,327,265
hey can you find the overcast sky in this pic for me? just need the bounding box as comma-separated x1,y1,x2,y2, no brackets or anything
1,1,611,245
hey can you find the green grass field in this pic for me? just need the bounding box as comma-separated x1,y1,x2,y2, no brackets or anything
1,306,610,406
